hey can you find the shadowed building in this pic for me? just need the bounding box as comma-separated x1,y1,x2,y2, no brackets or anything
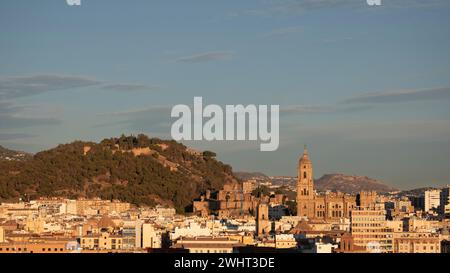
256,203,271,236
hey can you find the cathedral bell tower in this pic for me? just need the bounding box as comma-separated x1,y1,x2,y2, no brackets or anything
297,146,314,218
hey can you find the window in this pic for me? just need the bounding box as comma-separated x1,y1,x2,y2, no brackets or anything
303,172,307,178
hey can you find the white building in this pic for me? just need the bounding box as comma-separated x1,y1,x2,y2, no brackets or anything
171,222,212,240
313,242,337,253
275,234,297,249
424,189,441,212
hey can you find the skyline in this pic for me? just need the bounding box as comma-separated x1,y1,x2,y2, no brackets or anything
1,0,450,189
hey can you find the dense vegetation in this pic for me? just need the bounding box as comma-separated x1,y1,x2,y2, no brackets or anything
0,135,236,213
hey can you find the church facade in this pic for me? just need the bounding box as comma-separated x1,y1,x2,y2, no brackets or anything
296,147,377,221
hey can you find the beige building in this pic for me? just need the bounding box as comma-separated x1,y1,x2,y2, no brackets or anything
407,218,439,232
173,237,241,253
0,227,4,243
80,232,123,250
142,223,161,249
75,198,131,216
25,217,45,233
386,220,404,233
274,234,297,249
393,232,441,253
242,180,257,194
350,205,394,253
0,238,76,253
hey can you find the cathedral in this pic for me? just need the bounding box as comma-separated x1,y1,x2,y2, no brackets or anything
296,147,377,221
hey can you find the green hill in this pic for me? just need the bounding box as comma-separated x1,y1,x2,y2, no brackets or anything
0,134,237,212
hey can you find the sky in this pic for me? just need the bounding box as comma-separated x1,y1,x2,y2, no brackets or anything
1,0,450,190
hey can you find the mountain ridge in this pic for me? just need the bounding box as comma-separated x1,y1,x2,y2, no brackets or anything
314,173,398,194
0,145,32,161
235,171,397,193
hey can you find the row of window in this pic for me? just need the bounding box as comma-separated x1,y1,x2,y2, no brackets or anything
352,223,383,227
191,249,231,253
0,247,65,252
398,244,437,251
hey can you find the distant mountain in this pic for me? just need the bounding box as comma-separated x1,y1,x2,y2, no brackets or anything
314,173,397,194
0,135,237,212
234,171,269,181
0,145,32,161
396,187,438,197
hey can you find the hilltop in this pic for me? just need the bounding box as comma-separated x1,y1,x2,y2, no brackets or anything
0,135,237,212
314,173,397,194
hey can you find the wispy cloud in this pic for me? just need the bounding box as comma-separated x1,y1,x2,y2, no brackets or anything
343,87,450,104
286,120,450,141
175,51,234,63
101,83,163,92
0,74,165,99
281,104,372,115
104,105,170,117
272,0,360,14
230,0,450,18
230,0,361,17
95,105,172,135
0,74,101,100
0,101,61,129
0,133,36,141
0,114,60,129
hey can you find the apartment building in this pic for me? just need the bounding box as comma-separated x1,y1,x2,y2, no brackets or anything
80,232,123,250
351,206,394,253
172,236,242,253
393,232,441,253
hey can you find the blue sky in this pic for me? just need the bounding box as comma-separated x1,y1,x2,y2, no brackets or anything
1,0,450,189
